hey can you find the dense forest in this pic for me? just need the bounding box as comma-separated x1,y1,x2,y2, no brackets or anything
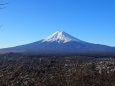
0,54,115,86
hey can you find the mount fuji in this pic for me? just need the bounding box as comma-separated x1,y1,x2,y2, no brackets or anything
0,31,115,55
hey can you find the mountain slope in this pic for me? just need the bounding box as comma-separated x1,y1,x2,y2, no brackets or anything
0,31,115,55
41,31,84,43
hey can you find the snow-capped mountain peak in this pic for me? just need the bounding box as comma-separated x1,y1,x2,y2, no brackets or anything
0,31,115,55
41,31,84,43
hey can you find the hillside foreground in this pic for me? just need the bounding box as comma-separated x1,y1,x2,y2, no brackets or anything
0,55,115,86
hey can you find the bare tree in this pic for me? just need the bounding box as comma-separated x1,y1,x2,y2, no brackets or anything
0,0,7,29
0,0,7,9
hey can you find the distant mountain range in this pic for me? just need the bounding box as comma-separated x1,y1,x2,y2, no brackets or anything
0,31,115,55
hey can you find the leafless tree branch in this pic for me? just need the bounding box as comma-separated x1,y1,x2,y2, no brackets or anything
0,0,8,9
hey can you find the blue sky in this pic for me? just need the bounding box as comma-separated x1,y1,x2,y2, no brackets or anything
0,0,115,48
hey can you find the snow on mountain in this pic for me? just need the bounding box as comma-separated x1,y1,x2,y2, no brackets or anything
41,31,84,43
0,31,115,55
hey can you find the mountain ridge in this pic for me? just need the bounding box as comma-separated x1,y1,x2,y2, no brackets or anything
41,31,85,43
0,31,115,55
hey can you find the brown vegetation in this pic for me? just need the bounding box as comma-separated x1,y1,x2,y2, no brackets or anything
0,55,115,86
